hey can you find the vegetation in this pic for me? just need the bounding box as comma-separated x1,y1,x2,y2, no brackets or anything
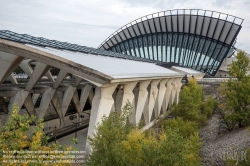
218,51,250,130
86,102,202,166
172,78,217,126
0,104,72,166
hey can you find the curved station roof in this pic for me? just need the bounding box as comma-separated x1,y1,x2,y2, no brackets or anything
99,9,244,76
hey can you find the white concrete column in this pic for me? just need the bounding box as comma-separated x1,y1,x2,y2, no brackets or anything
175,79,183,104
8,73,18,84
86,83,118,154
8,89,29,115
53,70,68,89
171,78,182,105
115,87,123,111
144,80,160,124
32,94,40,104
88,88,94,106
51,92,64,127
45,71,55,82
72,90,81,120
0,52,24,83
155,79,168,117
162,78,174,113
36,87,56,121
0,52,17,81
135,80,150,125
79,84,92,111
25,62,50,91
74,76,82,87
61,85,76,117
0,97,8,114
23,94,36,116
120,81,137,111
129,86,139,124
19,59,33,77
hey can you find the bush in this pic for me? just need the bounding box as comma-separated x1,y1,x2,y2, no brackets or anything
0,104,72,166
172,78,217,126
86,104,203,166
159,117,198,138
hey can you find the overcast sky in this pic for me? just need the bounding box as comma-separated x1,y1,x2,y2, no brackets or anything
0,0,249,52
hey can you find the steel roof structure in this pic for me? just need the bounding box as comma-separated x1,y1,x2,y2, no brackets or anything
99,9,244,76
0,30,154,63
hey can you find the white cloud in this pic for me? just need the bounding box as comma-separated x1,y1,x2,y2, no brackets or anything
0,0,249,51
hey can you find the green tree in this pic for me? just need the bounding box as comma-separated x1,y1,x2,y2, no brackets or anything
159,117,198,138
219,51,250,130
172,78,217,126
0,104,72,166
86,103,202,166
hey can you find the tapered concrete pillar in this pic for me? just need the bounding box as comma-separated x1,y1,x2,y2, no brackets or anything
135,80,150,125
25,62,50,91
0,97,8,114
23,94,36,116
32,94,40,104
171,78,182,105
36,87,56,121
120,82,137,110
162,78,174,113
0,52,24,83
155,79,168,117
79,84,92,111
116,82,137,112
8,89,29,115
115,87,123,111
144,80,160,124
175,79,183,104
53,70,68,89
51,92,64,127
19,59,33,77
129,86,139,124
8,73,18,84
61,85,76,117
86,83,118,154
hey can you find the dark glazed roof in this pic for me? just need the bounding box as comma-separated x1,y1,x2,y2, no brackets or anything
0,30,154,63
98,9,243,50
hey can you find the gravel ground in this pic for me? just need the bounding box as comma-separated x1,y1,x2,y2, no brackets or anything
200,114,250,165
